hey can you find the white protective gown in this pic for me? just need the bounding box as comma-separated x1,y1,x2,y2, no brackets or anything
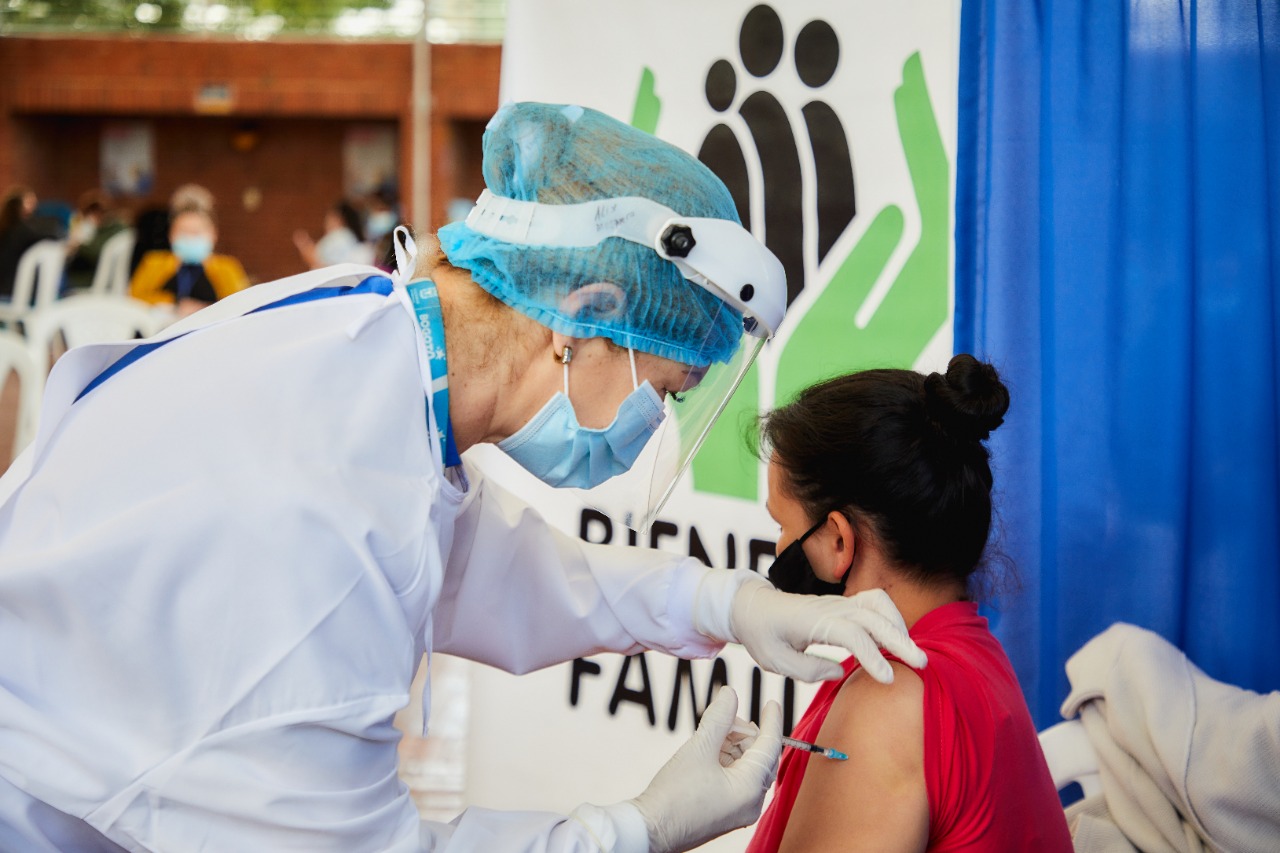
0,264,744,852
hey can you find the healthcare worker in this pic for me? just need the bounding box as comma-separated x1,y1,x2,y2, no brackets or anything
0,102,925,853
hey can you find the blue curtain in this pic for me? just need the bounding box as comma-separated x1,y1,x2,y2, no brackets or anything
956,0,1280,727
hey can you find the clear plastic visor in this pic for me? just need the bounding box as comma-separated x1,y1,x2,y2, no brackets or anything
573,309,764,533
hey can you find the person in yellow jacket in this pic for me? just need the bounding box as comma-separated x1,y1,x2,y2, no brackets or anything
130,205,249,317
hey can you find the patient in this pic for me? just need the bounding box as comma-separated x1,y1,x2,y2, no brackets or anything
747,355,1072,852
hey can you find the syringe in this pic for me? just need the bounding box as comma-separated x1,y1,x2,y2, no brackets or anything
731,721,848,761
781,735,848,761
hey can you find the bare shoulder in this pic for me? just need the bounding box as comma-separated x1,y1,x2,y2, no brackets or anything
831,659,925,738
777,661,928,853
820,660,924,799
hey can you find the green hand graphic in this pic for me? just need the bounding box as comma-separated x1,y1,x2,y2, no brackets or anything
630,67,661,135
774,51,949,407
696,52,950,500
630,54,949,502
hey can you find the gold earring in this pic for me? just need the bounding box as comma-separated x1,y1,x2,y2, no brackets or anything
558,346,573,365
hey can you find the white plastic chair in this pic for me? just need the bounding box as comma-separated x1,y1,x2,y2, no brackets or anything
1039,719,1103,800
0,331,40,462
89,228,137,297
24,294,166,386
0,240,67,332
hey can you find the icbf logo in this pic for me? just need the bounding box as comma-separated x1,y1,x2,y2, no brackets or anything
632,4,953,502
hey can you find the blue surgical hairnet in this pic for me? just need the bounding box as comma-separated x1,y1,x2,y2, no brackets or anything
437,102,743,366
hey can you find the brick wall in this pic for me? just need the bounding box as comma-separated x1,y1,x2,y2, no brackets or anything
0,36,500,283
0,37,414,116
11,113,398,283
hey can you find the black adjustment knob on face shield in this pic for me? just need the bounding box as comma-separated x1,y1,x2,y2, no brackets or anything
660,224,696,258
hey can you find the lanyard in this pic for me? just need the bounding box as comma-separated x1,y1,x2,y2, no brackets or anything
404,278,462,468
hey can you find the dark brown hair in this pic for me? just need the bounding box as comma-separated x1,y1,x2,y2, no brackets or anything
760,354,1010,592
0,185,33,234
333,200,365,241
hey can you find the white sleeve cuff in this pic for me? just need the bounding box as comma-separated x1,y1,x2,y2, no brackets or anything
662,560,726,659
691,568,769,644
570,801,649,853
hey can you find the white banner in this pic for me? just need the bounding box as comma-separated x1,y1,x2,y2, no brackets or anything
458,3,960,849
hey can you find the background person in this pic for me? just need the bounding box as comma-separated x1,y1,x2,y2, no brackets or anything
63,189,129,293
129,205,249,317
0,185,57,300
364,185,401,271
293,199,374,269
128,183,218,277
747,355,1072,853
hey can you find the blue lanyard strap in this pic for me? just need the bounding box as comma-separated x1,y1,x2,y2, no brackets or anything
404,279,462,468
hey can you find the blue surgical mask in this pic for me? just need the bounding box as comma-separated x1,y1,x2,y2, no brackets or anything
367,211,397,240
499,349,667,489
172,235,213,265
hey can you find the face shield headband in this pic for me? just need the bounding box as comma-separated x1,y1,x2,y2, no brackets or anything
464,189,786,341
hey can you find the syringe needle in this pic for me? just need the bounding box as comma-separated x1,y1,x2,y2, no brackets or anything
730,719,848,761
781,735,848,761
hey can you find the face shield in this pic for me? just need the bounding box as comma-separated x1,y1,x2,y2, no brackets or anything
466,190,786,531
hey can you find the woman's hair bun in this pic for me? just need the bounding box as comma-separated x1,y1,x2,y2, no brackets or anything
923,354,1010,443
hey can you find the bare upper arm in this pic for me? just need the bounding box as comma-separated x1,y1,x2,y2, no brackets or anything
777,660,929,853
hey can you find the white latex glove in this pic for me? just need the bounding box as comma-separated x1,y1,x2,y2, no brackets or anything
629,686,782,853
694,571,928,683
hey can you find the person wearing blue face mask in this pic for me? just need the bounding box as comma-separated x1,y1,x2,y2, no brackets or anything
0,102,924,853
364,185,402,272
130,205,249,317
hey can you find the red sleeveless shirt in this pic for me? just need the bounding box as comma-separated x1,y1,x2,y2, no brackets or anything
746,602,1072,852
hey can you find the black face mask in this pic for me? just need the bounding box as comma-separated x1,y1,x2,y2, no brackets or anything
767,517,848,596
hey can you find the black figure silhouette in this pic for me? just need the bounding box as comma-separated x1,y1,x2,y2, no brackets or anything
697,4,857,307
796,19,856,264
